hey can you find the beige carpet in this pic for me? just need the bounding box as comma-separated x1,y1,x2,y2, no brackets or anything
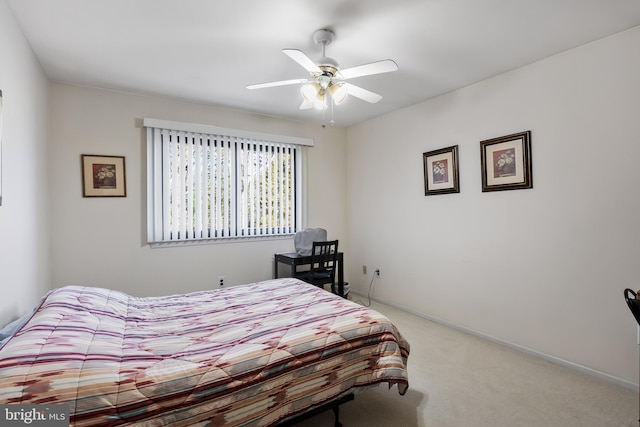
300,300,638,427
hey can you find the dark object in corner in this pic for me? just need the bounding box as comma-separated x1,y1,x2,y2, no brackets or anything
624,288,640,326
625,289,640,426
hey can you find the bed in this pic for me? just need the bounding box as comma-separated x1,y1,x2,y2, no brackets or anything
0,278,410,426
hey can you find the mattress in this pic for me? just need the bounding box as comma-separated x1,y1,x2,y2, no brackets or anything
0,278,409,426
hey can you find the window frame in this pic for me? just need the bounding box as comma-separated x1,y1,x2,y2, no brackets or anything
144,118,311,247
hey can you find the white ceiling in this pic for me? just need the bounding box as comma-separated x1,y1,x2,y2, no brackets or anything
6,0,640,127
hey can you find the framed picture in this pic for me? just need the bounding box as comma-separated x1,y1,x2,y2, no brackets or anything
81,154,127,197
0,89,3,206
423,145,459,196
480,131,532,192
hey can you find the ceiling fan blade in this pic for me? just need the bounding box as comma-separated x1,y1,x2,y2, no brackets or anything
247,78,308,90
338,59,398,80
343,83,383,103
299,100,312,110
283,49,322,73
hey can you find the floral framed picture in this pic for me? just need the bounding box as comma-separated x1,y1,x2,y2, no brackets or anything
480,131,532,192
0,89,3,206
81,154,126,197
423,145,459,196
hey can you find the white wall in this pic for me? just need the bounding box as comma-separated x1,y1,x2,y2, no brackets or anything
0,1,51,324
346,27,640,386
49,84,347,297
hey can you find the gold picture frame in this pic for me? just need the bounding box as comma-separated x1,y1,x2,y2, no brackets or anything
81,154,126,197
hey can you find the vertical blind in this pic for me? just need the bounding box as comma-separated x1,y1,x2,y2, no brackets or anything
145,120,306,244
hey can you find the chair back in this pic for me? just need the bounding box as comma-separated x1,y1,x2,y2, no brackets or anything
294,240,339,290
310,240,339,277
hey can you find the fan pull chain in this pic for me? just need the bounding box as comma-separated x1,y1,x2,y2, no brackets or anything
330,97,335,126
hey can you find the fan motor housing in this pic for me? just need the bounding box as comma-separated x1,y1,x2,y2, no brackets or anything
319,64,338,75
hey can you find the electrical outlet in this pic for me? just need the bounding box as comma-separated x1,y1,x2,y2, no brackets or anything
362,265,367,275
375,268,380,278
218,275,225,287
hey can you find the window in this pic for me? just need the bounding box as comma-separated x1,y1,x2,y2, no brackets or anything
144,119,310,244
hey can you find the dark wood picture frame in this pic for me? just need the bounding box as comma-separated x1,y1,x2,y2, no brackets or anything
81,154,127,197
480,131,532,192
423,145,460,196
0,89,3,206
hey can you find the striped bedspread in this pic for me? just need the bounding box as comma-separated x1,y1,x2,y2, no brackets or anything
0,278,410,426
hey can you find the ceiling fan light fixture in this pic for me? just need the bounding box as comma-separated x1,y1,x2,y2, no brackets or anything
328,83,348,105
301,83,327,110
311,92,327,110
301,82,319,102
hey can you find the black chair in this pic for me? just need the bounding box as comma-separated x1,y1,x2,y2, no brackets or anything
295,240,339,291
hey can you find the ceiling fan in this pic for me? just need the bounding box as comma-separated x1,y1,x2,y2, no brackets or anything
247,29,398,111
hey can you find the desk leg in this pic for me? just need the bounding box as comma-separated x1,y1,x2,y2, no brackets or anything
274,258,279,279
338,256,344,297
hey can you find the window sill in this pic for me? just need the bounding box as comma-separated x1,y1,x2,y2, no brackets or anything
148,234,295,248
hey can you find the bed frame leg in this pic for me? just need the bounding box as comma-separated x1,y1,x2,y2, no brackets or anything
333,405,342,427
275,393,353,426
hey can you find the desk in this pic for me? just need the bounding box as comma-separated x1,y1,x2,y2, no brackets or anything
274,252,345,297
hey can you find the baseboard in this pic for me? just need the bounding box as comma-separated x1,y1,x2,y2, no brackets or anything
351,291,639,392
